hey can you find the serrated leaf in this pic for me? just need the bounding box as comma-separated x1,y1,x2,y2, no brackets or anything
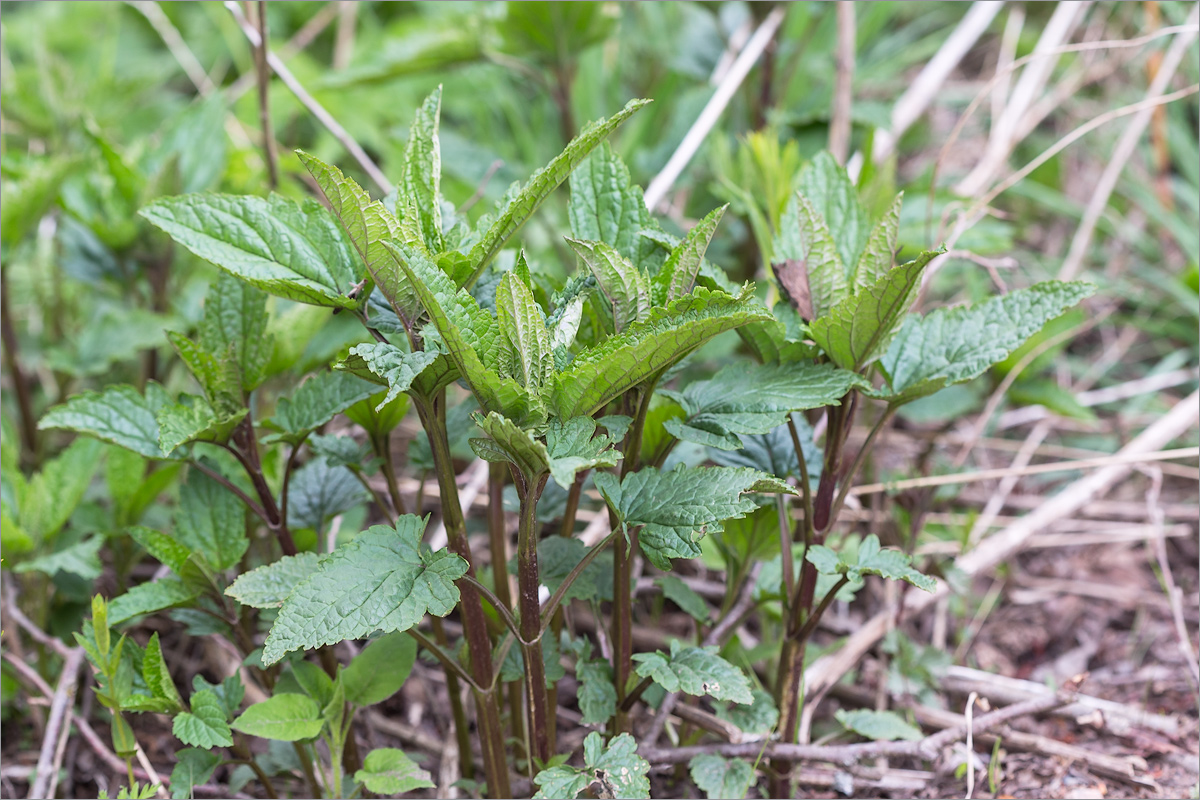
309,434,375,469
232,693,324,741
297,150,420,324
633,640,753,704
545,416,621,490
567,238,650,334
400,88,444,253
156,401,246,456
339,343,441,408
576,659,617,724
261,517,467,665
226,552,322,608
797,151,869,273
141,193,362,308
191,674,244,721
385,238,543,426
689,754,755,800
142,633,185,712
173,690,234,749
854,192,902,289
806,534,937,592
342,632,417,707
199,272,272,392
496,270,554,389
470,411,550,482
663,361,866,450
808,249,940,371
266,371,379,444
551,287,773,419
166,331,241,409
109,578,200,624
170,748,221,800
835,708,923,741
467,98,650,284
15,437,101,541
536,537,611,604
789,193,847,320
655,575,710,622
533,732,650,800
653,205,726,304
128,527,192,575
715,688,779,735
13,536,104,580
568,142,657,266
176,468,248,572
355,748,435,795
595,466,793,569
39,383,173,459
285,459,369,533
877,281,1096,403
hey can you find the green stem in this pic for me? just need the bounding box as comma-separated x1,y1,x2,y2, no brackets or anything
828,404,896,524
619,675,653,712
516,471,550,766
378,431,408,517
289,739,321,798
791,576,849,648
405,628,478,691
488,463,512,609
559,471,585,537
539,531,617,632
787,415,815,546
461,574,522,640
429,617,476,783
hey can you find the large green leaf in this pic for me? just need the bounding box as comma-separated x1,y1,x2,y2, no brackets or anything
807,248,941,371
199,272,272,392
169,749,221,800
633,640,753,704
262,517,467,665
140,193,362,308
14,437,101,541
566,238,650,333
39,383,173,459
386,239,543,425
568,142,656,265
652,205,726,304
266,371,378,444
355,748,435,795
142,633,184,712
662,361,867,450
297,150,420,324
232,694,323,741
551,287,773,419
469,412,549,481
595,466,794,569
226,552,322,608
797,151,869,273
342,632,417,707
575,658,617,725
533,732,650,800
467,98,650,284
689,754,756,800
175,468,248,572
544,416,621,489
399,88,444,254
876,281,1096,403
13,536,104,581
108,578,200,624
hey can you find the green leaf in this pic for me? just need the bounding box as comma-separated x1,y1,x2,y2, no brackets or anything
835,708,923,741
39,383,173,459
470,411,549,481
544,416,621,490
551,287,773,419
568,142,656,265
789,192,847,320
467,98,651,283
663,361,866,450
496,270,554,390
13,536,103,580
262,517,467,665
199,272,273,393
169,748,221,800
400,88,444,254
165,331,240,410
173,690,234,749
175,468,248,572
338,343,441,409
633,640,753,704
128,527,191,576
140,193,362,309
797,151,869,273
854,192,902,289
806,534,937,592
342,632,417,707
385,239,543,426
231,693,324,741
808,248,941,371
142,633,185,712
108,578,200,624
533,732,650,800
290,661,334,709
715,689,779,736
877,281,1096,403
689,754,756,800
297,150,419,324
266,371,379,444
595,466,794,569
355,748,435,795
655,575,710,622
226,552,322,608
536,537,611,604
286,460,370,533
575,659,617,725
16,437,101,541
652,205,726,304
156,401,246,457
566,238,650,333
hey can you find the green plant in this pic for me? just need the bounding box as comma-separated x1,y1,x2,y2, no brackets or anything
20,85,1092,800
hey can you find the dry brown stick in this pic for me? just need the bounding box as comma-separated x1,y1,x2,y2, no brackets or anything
829,1,856,164
28,647,86,800
227,1,341,101
804,389,1200,704
2,583,70,658
252,0,280,190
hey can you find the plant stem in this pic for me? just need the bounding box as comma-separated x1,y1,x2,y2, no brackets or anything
559,471,585,538
429,617,476,782
1,270,39,465
413,390,510,799
487,463,512,609
619,675,654,712
516,471,550,766
787,415,815,546
406,628,476,690
829,404,896,523
231,414,297,555
188,460,270,524
791,576,849,648
378,431,408,517
253,0,279,189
